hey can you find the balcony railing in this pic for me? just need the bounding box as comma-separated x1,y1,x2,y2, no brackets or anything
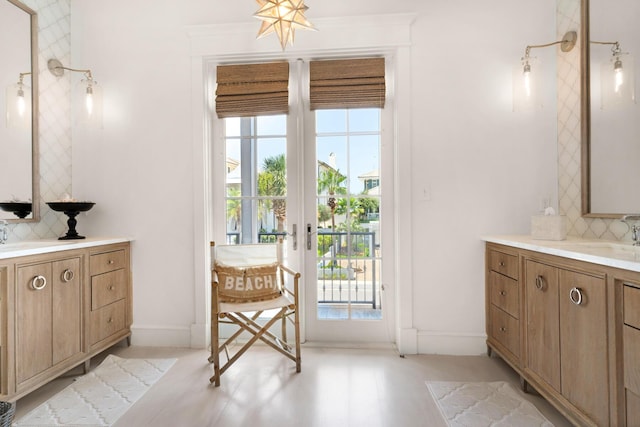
317,230,379,309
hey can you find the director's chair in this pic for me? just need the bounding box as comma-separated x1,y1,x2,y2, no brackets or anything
208,240,301,386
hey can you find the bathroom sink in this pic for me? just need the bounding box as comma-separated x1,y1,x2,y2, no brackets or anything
0,240,65,252
553,240,640,261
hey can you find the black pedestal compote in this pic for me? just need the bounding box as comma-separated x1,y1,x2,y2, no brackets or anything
0,202,32,219
46,202,95,240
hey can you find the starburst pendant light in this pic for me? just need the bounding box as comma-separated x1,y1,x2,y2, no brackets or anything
254,0,316,50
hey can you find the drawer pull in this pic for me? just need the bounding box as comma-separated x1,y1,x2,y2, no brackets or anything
31,275,47,290
500,291,506,296
108,285,115,291
535,275,545,291
107,317,113,324
108,260,115,265
569,287,583,305
499,261,505,267
62,269,74,283
500,327,507,332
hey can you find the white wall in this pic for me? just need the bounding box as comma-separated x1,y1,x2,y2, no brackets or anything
70,0,559,353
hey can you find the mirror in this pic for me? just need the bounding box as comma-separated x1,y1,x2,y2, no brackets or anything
582,0,640,217
0,0,38,222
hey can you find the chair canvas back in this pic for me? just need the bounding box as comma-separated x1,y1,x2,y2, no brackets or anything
213,243,280,267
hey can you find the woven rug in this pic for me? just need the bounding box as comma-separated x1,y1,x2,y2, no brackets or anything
426,381,555,427
14,355,176,427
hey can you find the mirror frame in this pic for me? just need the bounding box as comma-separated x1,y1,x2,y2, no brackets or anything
580,0,631,218
5,0,39,223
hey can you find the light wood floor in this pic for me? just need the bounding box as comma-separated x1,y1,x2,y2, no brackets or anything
14,343,571,426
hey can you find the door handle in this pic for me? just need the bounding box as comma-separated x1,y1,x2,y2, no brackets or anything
291,224,297,250
307,223,316,250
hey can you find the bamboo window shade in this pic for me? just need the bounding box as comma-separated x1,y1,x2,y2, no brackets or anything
216,62,289,118
309,58,385,110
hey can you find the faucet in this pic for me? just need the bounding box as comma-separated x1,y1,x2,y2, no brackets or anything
621,215,640,246
0,220,7,244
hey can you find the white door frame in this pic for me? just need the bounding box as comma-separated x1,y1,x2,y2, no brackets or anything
187,13,418,353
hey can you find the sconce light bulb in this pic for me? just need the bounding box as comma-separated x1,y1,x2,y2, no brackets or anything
614,58,624,93
85,84,94,117
523,63,532,98
16,87,26,117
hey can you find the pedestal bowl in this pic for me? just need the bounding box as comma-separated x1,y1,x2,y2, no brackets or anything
46,202,95,240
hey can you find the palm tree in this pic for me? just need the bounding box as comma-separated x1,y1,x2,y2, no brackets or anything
258,154,287,232
226,186,241,232
317,168,347,230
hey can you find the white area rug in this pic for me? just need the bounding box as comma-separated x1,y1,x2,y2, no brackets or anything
426,381,555,427
14,355,176,427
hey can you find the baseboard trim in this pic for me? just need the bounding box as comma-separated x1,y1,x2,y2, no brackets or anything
131,325,192,347
417,331,487,356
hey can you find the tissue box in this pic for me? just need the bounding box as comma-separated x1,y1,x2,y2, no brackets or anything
531,215,567,240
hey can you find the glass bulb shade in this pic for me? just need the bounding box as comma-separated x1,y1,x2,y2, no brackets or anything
75,78,103,128
513,57,541,111
5,82,31,128
601,53,635,109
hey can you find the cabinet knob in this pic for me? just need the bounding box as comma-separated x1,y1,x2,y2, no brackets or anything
569,287,583,305
108,260,115,265
499,261,505,267
500,327,507,332
31,275,47,290
62,269,74,283
107,317,113,324
108,285,115,291
500,290,506,296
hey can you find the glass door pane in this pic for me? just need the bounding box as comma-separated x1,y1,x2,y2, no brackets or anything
224,115,288,245
315,109,382,321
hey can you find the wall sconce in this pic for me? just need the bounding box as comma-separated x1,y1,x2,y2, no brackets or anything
48,58,103,128
5,72,31,128
592,40,635,109
513,31,577,111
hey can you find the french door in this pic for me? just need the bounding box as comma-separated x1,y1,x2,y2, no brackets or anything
216,65,394,343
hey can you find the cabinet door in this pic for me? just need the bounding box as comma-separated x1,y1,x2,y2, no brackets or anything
52,258,82,365
16,262,52,384
559,269,608,427
525,260,560,391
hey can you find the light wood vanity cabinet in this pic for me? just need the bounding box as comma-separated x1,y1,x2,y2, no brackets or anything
485,241,632,427
524,260,608,426
486,248,520,366
16,256,82,390
0,240,131,401
89,248,129,348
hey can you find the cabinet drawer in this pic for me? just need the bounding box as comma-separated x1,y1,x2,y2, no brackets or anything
624,284,640,329
90,250,126,276
90,300,126,345
488,250,518,280
624,324,640,396
490,305,520,358
91,269,127,310
490,271,519,318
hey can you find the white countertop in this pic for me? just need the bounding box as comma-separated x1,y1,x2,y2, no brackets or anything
482,235,640,273
0,237,132,260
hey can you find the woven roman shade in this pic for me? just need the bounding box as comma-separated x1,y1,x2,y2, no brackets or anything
216,62,289,118
309,58,385,110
